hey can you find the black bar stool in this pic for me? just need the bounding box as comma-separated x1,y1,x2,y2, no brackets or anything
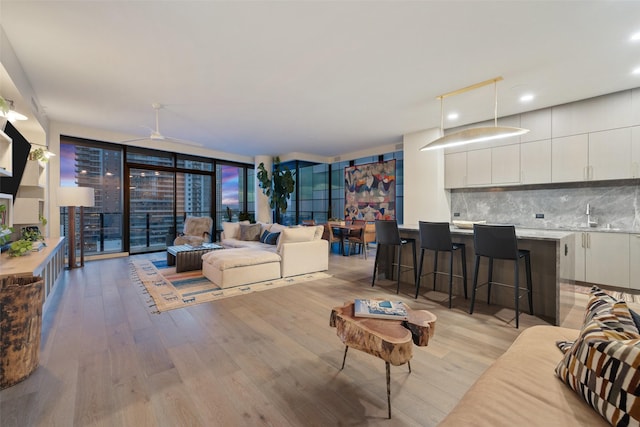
469,224,533,328
372,220,417,294
415,221,467,308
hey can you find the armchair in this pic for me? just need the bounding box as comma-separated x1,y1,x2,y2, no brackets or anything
173,216,213,247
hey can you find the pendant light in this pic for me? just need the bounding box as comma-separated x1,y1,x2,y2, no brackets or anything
420,77,528,151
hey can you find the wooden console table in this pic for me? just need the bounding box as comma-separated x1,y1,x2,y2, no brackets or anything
0,237,65,309
329,301,437,418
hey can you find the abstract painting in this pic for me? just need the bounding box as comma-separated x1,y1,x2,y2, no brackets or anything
344,159,395,221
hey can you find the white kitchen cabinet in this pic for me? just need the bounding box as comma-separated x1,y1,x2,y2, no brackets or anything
577,232,630,288
588,128,632,180
520,139,551,184
444,152,466,189
630,234,640,290
0,129,12,177
551,134,588,183
632,126,640,178
466,148,491,186
575,232,586,282
491,144,520,184
552,90,633,137
520,108,552,143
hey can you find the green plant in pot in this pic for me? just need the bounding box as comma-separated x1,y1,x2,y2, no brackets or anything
8,239,32,257
21,215,47,242
0,96,8,116
256,157,295,224
29,148,51,163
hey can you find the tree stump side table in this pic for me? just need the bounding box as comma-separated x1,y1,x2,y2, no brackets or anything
329,301,437,419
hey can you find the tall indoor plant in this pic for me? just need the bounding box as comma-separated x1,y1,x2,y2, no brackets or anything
256,157,295,224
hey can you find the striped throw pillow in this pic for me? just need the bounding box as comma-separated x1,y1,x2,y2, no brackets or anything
555,287,640,425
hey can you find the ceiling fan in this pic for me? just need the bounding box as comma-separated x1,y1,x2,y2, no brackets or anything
121,103,203,147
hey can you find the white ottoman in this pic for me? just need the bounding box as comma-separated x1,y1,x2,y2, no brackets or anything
201,248,282,288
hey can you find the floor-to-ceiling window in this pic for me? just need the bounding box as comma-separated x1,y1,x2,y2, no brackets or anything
297,162,329,224
215,162,254,230
176,155,214,236
60,138,124,255
62,137,254,255
128,168,175,253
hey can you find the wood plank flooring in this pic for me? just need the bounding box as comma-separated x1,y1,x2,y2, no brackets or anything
1,249,585,426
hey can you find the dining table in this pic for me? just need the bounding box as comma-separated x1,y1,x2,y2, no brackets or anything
327,221,364,256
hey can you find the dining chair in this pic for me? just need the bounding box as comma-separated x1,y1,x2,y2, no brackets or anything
345,219,367,258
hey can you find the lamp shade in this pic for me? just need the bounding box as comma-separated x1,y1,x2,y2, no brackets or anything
58,186,95,207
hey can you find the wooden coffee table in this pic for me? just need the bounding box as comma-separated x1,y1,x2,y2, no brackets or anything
329,300,437,419
166,243,223,272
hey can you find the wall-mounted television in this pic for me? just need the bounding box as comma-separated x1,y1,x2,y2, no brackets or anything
0,121,32,201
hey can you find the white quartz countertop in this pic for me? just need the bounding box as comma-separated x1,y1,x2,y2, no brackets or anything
398,224,575,241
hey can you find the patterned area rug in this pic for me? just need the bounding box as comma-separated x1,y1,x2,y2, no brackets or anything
130,259,331,313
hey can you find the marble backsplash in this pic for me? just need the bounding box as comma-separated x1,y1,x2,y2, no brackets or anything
450,181,640,232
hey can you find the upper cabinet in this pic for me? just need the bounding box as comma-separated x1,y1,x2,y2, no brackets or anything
588,128,632,181
443,89,640,189
444,152,467,189
551,135,588,183
632,126,640,178
491,144,520,185
466,148,492,186
521,139,551,184
0,129,12,177
520,109,551,143
551,90,633,137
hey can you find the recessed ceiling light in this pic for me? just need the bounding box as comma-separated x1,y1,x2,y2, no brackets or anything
633,67,640,75
447,112,459,120
631,32,640,41
520,94,535,102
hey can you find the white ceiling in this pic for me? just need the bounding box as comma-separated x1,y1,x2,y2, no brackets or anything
2,1,640,159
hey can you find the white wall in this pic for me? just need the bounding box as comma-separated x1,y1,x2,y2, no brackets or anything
402,128,450,226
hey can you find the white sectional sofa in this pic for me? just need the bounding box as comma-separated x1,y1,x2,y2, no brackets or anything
213,221,329,278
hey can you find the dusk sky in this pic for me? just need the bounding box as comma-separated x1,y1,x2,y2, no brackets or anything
59,143,77,187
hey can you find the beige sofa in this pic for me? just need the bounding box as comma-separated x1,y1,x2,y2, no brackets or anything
217,222,329,278
438,325,609,427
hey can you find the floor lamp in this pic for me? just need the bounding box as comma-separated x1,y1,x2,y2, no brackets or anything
58,186,95,269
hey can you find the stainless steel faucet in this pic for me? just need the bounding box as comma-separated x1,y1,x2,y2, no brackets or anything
586,203,598,227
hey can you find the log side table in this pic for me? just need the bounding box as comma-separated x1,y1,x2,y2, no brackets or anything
329,301,437,419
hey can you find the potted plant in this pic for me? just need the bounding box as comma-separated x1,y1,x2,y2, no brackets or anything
28,148,51,163
20,215,47,252
8,239,32,257
0,96,8,116
256,157,295,224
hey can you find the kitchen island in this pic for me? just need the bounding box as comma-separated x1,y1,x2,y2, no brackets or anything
389,225,575,326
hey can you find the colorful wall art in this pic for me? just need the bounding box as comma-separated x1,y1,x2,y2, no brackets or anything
344,159,395,221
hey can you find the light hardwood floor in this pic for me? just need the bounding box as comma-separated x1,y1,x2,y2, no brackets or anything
1,249,582,426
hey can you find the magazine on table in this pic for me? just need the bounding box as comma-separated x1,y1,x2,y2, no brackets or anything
354,299,409,320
